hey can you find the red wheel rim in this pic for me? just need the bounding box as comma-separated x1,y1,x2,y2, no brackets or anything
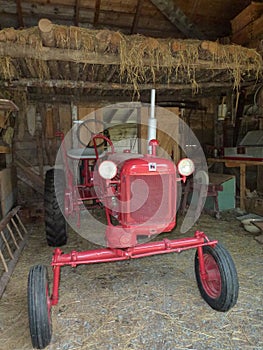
201,253,221,298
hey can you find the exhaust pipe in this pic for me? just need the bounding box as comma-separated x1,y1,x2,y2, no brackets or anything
147,89,157,154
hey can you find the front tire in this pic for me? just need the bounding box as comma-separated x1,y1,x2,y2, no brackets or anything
195,243,239,311
28,265,52,349
44,169,67,246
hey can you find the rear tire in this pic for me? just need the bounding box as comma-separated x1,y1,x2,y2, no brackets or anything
195,243,239,311
28,265,52,349
44,169,67,246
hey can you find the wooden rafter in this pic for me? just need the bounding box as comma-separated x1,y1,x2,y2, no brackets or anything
1,78,234,91
131,0,143,34
16,0,24,28
26,89,228,103
93,0,101,27
74,0,80,27
150,0,205,39
0,42,118,65
0,42,258,71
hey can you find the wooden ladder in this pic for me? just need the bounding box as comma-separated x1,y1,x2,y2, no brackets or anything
0,206,28,298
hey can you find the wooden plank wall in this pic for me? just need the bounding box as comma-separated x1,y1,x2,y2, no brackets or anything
140,106,180,161
14,103,72,204
12,100,217,204
0,167,17,219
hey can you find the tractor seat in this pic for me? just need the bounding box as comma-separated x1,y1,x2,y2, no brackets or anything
67,148,105,160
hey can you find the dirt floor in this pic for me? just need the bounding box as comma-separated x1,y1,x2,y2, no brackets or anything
0,210,262,350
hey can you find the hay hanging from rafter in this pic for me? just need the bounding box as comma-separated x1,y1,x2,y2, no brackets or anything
0,24,262,95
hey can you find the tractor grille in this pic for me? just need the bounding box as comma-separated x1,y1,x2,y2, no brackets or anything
123,173,175,225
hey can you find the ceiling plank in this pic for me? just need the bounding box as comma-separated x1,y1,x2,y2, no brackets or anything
74,0,80,26
93,0,101,27
16,0,24,28
131,0,143,34
150,0,205,39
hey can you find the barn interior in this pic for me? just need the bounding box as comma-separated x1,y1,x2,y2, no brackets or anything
0,1,263,349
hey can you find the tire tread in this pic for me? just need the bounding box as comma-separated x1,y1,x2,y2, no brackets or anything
28,265,52,349
44,169,67,246
195,243,239,312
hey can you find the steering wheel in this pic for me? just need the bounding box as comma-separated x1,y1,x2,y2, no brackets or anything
76,119,108,148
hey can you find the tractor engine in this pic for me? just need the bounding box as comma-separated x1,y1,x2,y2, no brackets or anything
96,151,181,248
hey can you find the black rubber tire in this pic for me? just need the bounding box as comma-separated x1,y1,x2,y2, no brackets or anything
28,265,52,349
194,243,239,312
44,169,67,246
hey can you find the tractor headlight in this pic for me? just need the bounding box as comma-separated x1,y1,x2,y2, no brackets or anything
177,158,195,176
98,160,117,180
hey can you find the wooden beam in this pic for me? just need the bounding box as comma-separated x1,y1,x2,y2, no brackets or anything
131,0,143,34
150,0,205,39
28,93,133,104
25,86,232,104
93,0,101,27
0,41,259,71
1,77,234,91
0,42,119,65
16,0,24,28
232,15,263,46
74,0,80,27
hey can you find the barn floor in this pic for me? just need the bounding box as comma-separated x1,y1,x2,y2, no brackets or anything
0,211,262,350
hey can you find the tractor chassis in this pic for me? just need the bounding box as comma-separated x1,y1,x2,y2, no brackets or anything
50,230,217,306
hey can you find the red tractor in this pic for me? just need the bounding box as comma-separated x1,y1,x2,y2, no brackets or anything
27,104,239,349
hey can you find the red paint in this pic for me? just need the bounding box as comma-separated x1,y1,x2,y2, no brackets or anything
50,232,218,305
200,253,222,298
48,132,218,308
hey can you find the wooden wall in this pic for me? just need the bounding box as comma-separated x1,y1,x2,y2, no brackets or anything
12,98,217,204
140,106,180,161
0,167,17,219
